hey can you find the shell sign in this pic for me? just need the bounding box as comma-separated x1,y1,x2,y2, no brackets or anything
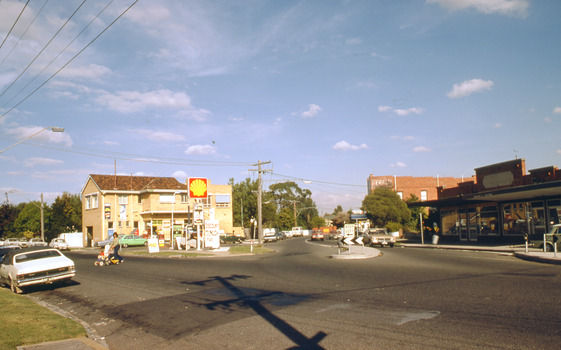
188,178,208,198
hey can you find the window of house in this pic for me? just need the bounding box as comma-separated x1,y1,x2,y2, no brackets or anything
420,190,428,201
160,194,175,203
197,196,212,208
118,195,128,205
181,193,189,203
215,195,230,208
92,195,98,208
108,221,113,229
397,192,403,199
85,194,98,210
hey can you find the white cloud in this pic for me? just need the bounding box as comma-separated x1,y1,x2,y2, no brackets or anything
96,89,193,113
494,123,503,128
378,105,424,116
57,64,112,81
391,162,407,168
447,79,494,98
7,126,73,147
130,129,186,142
22,157,64,167
413,146,431,152
346,37,362,45
332,140,368,151
426,0,529,18
172,170,188,180
300,104,322,118
553,107,561,114
185,144,217,155
557,150,561,155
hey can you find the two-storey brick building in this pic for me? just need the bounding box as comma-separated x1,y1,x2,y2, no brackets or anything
367,174,469,201
81,174,232,247
418,159,561,242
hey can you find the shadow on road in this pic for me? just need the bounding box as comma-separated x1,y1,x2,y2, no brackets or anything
186,274,327,349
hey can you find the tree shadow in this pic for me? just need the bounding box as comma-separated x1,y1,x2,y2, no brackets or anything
185,274,327,349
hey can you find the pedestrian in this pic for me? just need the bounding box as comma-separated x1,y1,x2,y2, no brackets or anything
110,232,123,263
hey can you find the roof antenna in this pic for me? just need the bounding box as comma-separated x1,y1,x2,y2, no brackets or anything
513,148,518,159
114,159,117,189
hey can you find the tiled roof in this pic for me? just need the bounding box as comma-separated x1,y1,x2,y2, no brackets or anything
89,174,187,191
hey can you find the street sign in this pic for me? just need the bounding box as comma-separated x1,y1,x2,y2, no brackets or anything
343,237,354,245
354,236,363,245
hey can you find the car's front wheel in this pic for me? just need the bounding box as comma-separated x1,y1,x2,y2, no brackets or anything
122,243,128,248
143,241,148,246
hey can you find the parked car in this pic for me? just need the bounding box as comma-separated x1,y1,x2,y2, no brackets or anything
95,236,114,247
263,228,279,243
363,228,395,248
120,234,148,247
23,238,48,248
0,247,75,294
532,224,561,252
49,238,69,250
1,237,26,247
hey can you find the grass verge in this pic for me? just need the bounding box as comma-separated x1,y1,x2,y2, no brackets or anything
228,245,273,255
0,288,86,350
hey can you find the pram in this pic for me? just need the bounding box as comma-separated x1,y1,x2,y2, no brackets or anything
94,245,120,266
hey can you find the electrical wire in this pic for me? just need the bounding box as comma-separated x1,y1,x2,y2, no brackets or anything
0,0,139,120
0,0,48,67
1,0,115,109
16,140,254,167
0,0,30,50
0,0,88,101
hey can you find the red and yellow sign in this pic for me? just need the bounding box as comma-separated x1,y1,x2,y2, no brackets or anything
188,178,208,198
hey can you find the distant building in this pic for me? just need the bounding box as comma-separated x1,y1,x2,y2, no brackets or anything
417,159,561,242
367,174,468,202
81,174,232,247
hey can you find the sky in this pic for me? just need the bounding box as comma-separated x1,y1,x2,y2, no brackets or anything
0,0,560,214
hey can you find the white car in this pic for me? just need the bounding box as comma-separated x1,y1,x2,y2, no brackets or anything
49,238,69,251
0,247,75,294
23,238,48,248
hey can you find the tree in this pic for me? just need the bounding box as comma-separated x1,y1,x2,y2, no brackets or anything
330,205,350,228
0,203,24,238
406,194,425,232
269,181,318,229
14,202,43,236
49,193,82,241
362,187,410,228
277,207,294,230
229,177,258,227
310,216,326,228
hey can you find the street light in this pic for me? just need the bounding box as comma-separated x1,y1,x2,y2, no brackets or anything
0,127,65,154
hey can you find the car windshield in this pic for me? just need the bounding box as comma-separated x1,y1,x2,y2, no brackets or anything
15,250,62,263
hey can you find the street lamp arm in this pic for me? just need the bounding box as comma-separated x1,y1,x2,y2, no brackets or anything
0,127,64,154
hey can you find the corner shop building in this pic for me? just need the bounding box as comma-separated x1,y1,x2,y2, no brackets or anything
421,159,561,242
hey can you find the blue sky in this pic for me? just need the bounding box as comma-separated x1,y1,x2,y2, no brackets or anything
0,0,560,213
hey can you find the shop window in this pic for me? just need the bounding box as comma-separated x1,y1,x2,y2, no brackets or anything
502,202,529,236
547,199,561,226
478,206,498,235
440,209,458,235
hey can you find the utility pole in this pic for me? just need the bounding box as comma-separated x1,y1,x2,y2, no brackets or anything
249,160,272,245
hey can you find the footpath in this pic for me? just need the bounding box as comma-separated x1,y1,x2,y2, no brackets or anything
17,241,561,350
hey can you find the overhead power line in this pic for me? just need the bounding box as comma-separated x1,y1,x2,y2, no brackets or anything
0,0,140,120
0,0,88,101
0,0,30,50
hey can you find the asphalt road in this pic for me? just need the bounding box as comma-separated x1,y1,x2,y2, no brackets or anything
26,238,561,349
